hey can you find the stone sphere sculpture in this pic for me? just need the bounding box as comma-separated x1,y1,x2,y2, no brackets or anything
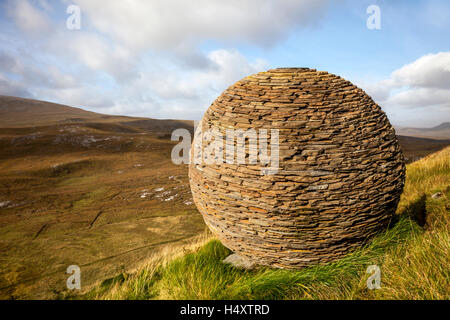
189,68,405,269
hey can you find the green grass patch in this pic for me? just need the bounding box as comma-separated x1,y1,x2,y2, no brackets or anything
57,175,97,187
71,187,108,210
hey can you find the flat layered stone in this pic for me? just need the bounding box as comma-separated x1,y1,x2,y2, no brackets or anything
189,67,405,269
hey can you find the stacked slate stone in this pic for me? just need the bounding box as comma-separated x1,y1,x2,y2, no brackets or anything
189,68,405,269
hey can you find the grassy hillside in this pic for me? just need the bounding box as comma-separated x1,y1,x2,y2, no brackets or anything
397,135,450,163
0,97,200,299
83,146,449,300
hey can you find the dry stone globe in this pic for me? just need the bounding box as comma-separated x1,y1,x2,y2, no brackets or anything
189,68,405,269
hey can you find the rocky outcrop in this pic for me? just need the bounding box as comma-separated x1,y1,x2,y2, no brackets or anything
189,68,405,269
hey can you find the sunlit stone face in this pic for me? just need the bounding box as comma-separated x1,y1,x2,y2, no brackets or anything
189,68,405,269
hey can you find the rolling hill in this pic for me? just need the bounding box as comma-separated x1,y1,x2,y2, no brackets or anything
0,96,199,299
395,122,450,140
0,95,193,135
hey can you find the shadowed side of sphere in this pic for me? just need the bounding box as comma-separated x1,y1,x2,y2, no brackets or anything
189,67,405,269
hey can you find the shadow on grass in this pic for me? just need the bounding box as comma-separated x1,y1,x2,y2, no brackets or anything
391,194,427,228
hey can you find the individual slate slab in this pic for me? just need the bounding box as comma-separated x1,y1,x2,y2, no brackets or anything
189,67,405,269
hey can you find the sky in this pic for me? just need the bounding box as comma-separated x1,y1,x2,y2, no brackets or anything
0,0,449,127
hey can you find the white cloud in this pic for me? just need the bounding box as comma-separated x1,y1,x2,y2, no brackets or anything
390,52,450,89
106,49,268,120
73,0,329,50
363,52,450,127
6,0,51,34
387,88,450,109
0,51,77,90
61,33,137,81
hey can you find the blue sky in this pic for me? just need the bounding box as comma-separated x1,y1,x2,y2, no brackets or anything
0,0,449,127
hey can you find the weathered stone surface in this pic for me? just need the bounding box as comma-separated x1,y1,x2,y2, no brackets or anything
223,254,257,269
189,68,405,269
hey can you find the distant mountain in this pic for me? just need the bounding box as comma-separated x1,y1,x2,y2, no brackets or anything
0,95,107,128
0,95,192,134
395,122,450,140
427,122,450,131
